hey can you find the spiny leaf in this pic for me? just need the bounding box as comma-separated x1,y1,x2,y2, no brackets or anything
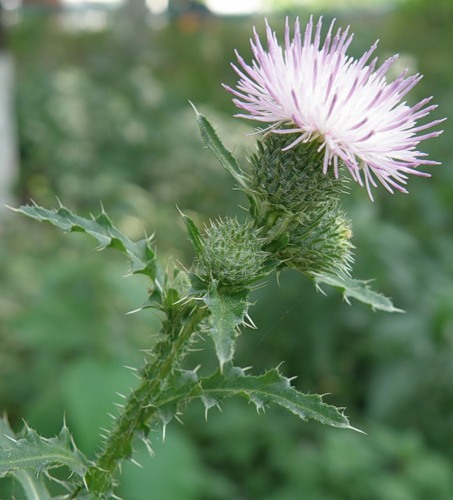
156,369,201,425
0,418,52,500
12,203,164,295
200,366,357,430
0,423,87,479
156,367,358,431
180,211,204,257
314,273,404,313
203,282,249,370
192,105,248,189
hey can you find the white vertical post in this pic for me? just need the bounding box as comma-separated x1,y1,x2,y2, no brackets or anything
0,51,18,212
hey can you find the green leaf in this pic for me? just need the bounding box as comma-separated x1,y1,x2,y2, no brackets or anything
314,273,404,313
192,105,248,189
12,202,164,295
0,418,52,500
180,211,204,257
154,369,201,428
200,366,358,430
203,282,249,370
154,366,357,433
157,367,359,431
0,422,87,480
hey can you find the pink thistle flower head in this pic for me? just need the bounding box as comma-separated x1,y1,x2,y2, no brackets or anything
224,17,445,200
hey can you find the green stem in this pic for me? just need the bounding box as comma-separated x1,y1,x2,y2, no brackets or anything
74,304,208,498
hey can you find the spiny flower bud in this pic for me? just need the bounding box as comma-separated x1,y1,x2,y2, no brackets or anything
249,133,346,216
199,217,269,289
247,133,354,278
282,209,354,277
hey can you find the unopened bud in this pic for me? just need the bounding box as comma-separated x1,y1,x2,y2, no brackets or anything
200,217,269,289
247,134,354,278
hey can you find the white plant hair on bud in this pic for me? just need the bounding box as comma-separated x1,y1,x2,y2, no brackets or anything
224,16,445,199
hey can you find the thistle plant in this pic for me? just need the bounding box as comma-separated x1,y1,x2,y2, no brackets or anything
0,16,444,499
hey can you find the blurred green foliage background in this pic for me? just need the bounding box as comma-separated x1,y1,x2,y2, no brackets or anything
1,0,453,497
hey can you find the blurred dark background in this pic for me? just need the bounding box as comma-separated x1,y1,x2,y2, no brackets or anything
0,0,452,498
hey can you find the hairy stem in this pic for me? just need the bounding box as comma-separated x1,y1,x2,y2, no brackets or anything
73,303,208,498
